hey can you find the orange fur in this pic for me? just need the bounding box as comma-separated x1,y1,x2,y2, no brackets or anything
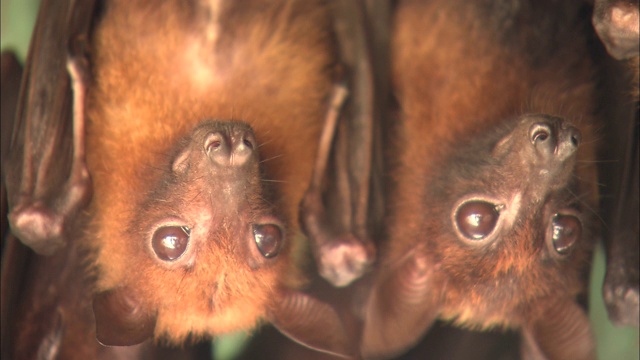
85,0,334,342
383,0,599,330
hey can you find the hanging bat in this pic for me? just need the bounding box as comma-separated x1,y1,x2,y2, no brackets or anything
2,51,212,359
3,0,367,357
592,0,640,329
361,0,602,358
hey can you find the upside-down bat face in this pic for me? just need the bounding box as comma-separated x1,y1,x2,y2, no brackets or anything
128,120,288,340
426,115,593,327
92,120,294,345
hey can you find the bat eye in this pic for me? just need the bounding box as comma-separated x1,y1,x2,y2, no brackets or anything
550,214,581,255
152,226,190,261
455,201,500,240
253,224,283,258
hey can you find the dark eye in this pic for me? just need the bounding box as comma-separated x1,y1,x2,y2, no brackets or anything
550,214,581,255
253,224,283,258
455,201,500,240
152,226,190,261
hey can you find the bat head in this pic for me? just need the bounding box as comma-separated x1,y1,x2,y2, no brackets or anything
93,120,291,344
427,114,594,327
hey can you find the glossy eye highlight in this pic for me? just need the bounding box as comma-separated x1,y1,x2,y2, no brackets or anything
152,226,190,261
550,214,581,255
253,224,283,258
455,201,500,240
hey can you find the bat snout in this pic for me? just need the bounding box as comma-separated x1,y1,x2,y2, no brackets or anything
527,117,580,163
204,126,257,167
556,123,581,161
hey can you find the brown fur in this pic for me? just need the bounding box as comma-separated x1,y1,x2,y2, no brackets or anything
383,0,599,330
85,0,334,343
629,56,639,98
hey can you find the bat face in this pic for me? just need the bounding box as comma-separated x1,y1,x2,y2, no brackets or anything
427,115,592,327
85,0,335,345
118,120,287,341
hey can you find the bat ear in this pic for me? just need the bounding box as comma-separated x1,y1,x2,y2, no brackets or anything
361,253,440,359
267,289,356,358
93,288,156,346
522,298,595,360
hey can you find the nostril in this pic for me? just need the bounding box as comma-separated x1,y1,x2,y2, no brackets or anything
205,132,225,154
534,131,549,142
570,130,581,147
241,131,256,151
529,123,552,144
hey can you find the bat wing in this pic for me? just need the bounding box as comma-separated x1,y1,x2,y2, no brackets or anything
268,289,358,358
361,252,441,359
521,298,595,360
1,51,28,360
593,0,640,328
592,0,640,60
1,51,23,250
300,0,387,288
602,109,639,327
3,0,95,256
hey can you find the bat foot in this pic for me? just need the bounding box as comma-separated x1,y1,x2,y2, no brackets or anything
603,280,640,327
316,235,375,287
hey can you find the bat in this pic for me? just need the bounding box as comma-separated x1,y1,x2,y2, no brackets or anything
361,0,603,358
2,52,212,358
592,0,639,328
2,0,368,357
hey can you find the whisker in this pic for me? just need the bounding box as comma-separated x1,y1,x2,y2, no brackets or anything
257,195,275,207
261,179,287,183
257,139,274,149
572,174,607,187
190,189,204,203
564,187,608,230
576,159,619,164
260,154,284,163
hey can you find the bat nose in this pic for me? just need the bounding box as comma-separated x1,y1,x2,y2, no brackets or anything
205,126,257,167
528,117,580,161
556,122,581,160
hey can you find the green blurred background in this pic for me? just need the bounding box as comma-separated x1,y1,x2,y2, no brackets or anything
2,1,638,359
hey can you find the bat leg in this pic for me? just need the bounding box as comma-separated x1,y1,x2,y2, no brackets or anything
301,84,376,288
